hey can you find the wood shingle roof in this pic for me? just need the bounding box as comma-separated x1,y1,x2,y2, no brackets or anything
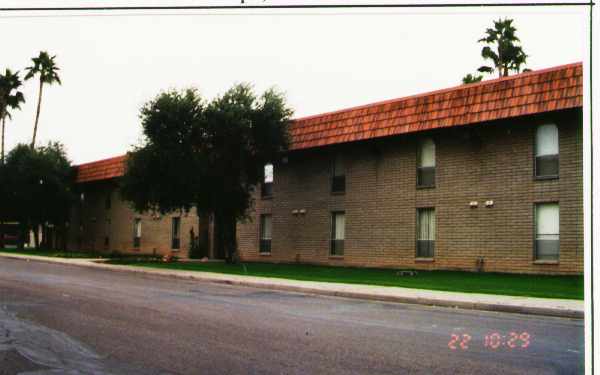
74,62,583,183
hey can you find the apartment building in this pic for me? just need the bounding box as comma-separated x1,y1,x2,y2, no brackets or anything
70,62,583,274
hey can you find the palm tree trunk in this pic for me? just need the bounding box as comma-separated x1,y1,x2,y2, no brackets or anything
32,224,39,250
31,79,44,149
0,112,4,248
1,111,5,165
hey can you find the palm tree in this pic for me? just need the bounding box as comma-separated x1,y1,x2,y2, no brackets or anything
477,18,529,78
0,69,25,164
0,68,25,249
25,51,61,149
462,73,483,85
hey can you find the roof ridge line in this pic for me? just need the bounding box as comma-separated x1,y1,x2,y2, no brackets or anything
292,61,582,123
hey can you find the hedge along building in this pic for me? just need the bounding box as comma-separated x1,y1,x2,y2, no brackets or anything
69,62,583,274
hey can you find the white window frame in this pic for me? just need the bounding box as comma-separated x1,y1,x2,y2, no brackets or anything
534,203,560,261
259,214,272,254
330,211,345,256
416,208,436,258
534,124,559,178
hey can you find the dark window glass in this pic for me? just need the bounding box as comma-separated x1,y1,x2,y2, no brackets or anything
535,155,559,177
417,167,435,187
261,182,273,198
105,193,111,209
331,155,346,193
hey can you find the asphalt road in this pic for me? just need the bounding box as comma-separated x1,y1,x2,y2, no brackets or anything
0,258,584,375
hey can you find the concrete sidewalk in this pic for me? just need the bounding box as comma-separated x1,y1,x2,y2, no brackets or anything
0,252,584,319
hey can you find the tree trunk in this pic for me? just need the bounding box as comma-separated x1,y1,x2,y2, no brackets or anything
214,211,225,260
1,112,5,165
31,79,44,149
212,210,238,262
16,222,26,250
0,113,4,249
33,224,40,250
197,212,209,258
40,225,44,249
224,216,238,263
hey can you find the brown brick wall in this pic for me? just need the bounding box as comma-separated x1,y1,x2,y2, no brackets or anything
67,180,202,258
237,109,583,274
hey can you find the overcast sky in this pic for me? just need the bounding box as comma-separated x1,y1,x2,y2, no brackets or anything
1,1,587,164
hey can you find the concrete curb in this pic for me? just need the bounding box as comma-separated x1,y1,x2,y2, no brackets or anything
0,253,584,319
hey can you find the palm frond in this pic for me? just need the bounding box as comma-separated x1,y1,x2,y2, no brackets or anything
477,66,494,74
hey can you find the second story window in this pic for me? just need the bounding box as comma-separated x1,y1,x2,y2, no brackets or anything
331,154,346,193
171,217,181,250
259,214,272,254
417,138,436,188
261,164,273,198
330,211,345,256
133,218,142,248
535,124,559,178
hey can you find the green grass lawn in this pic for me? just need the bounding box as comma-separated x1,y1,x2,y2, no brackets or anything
0,247,105,259
107,260,583,300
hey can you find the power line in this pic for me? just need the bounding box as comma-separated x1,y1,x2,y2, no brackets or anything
0,2,594,12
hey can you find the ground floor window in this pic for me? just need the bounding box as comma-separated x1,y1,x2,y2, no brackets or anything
330,211,345,256
535,203,559,261
259,214,272,254
133,218,141,248
171,217,181,250
417,208,435,258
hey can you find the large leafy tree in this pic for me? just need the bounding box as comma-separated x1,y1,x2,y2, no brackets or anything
0,69,25,164
1,142,74,249
462,18,529,84
25,51,61,149
120,84,292,261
